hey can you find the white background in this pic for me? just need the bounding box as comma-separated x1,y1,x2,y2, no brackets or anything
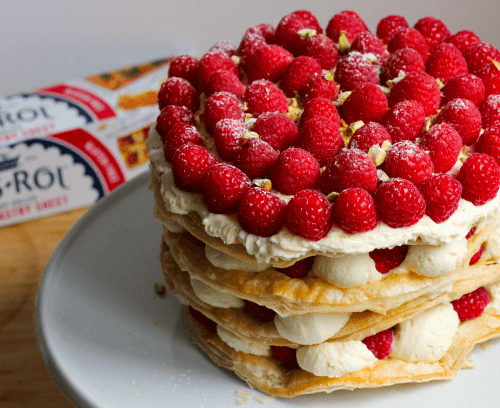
1,0,500,97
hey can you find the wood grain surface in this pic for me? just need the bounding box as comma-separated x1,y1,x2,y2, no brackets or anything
1,207,89,408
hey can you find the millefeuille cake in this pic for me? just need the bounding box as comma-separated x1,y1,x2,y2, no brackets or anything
146,9,500,397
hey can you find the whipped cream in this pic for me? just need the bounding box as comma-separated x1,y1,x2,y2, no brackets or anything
205,245,270,272
274,312,351,345
190,276,244,309
217,325,271,356
486,282,500,315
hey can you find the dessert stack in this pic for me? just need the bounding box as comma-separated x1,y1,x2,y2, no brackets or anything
146,10,500,397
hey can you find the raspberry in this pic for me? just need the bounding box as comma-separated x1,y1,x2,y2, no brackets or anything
374,178,426,228
452,287,491,321
300,71,340,104
388,28,429,62
479,62,500,97
245,24,276,44
332,188,378,234
253,112,298,151
384,141,433,187
470,246,485,266
295,116,344,167
380,48,426,85
301,34,339,70
342,83,388,124
202,163,251,214
213,119,247,161
476,124,500,167
388,71,441,116
480,94,500,128
163,123,203,162
246,44,294,83
419,123,462,173
244,80,289,117
168,55,199,86
209,40,237,56
236,187,286,237
300,97,340,128
196,51,239,93
335,52,380,91
447,30,481,54
326,10,368,43
275,11,323,55
425,43,468,83
362,328,394,360
380,100,426,143
376,15,409,45
206,69,246,99
319,148,378,194
434,98,482,145
369,245,409,274
233,138,279,179
466,227,477,240
156,105,196,139
290,10,323,33
243,300,276,323
171,144,217,193
270,346,299,370
203,92,244,135
285,189,333,241
275,257,314,279
457,153,500,206
414,16,451,51
157,77,200,112
348,122,392,152
270,148,320,195
350,31,390,65
441,73,486,106
280,56,322,97
419,174,462,223
464,42,500,75
237,33,268,69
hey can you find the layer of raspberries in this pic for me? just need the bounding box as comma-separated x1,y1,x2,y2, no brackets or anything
158,10,500,243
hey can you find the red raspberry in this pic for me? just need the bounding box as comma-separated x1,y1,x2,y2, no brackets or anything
275,10,323,55
350,31,390,65
245,24,276,44
270,346,299,370
380,100,426,143
326,10,369,43
300,97,340,128
434,98,482,145
295,116,344,167
236,187,286,237
476,124,500,167
470,246,485,265
376,15,409,45
233,138,279,179
301,34,339,70
388,28,429,62
335,52,380,91
452,287,491,321
290,10,323,33
342,83,388,124
209,40,237,56
441,73,486,106
457,153,500,206
213,119,246,161
171,144,217,193
333,188,378,234
419,174,462,223
244,80,289,117
447,30,481,54
285,190,333,241
362,328,394,360
168,55,199,86
348,122,392,152
319,148,378,194
388,71,441,116
414,16,451,51
163,123,203,162
374,178,426,228
369,245,409,274
419,123,462,173
300,71,340,105
464,42,500,75
203,92,244,135
206,69,245,99
479,62,500,97
380,48,426,85
246,44,294,83
156,105,196,139
280,56,322,97
466,227,477,240
253,112,298,151
158,77,200,112
384,141,433,187
237,33,268,70
196,51,239,93
270,148,320,195
275,257,314,279
480,94,500,128
425,43,468,83
243,300,276,323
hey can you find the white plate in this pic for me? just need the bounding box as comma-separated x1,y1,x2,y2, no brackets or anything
36,171,500,408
